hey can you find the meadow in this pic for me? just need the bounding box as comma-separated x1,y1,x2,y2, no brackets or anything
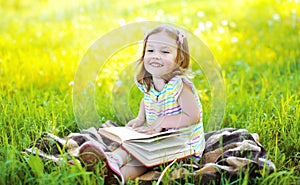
0,0,299,184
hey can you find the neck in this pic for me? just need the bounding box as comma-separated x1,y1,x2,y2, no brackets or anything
152,77,165,91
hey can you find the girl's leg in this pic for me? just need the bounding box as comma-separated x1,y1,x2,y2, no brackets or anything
121,159,148,182
113,148,148,182
112,147,130,166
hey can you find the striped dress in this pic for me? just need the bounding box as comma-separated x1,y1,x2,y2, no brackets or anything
135,75,205,157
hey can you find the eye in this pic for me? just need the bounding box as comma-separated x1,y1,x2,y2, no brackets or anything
161,50,170,54
146,49,154,52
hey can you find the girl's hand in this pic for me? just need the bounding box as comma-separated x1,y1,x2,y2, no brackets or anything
126,118,144,129
134,124,162,135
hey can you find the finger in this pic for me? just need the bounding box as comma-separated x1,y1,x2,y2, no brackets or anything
126,122,134,128
133,127,141,132
146,131,154,135
135,128,147,133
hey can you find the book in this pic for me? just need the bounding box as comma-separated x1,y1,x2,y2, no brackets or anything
98,126,194,167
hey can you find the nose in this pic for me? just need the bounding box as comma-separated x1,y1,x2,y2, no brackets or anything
152,56,160,60
152,53,161,60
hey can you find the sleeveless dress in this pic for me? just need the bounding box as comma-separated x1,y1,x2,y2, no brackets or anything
135,75,205,157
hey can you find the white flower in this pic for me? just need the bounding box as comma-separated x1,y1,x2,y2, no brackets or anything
218,26,225,34
197,22,206,32
231,36,238,43
193,28,200,35
205,21,213,29
69,81,74,86
197,11,205,18
221,20,228,26
118,18,126,26
273,13,280,21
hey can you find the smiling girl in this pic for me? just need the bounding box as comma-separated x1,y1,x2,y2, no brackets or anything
80,24,205,184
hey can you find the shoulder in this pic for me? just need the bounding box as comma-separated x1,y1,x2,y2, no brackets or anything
165,75,193,99
178,82,195,101
173,76,199,101
134,76,147,93
167,75,195,91
165,75,183,95
181,81,194,94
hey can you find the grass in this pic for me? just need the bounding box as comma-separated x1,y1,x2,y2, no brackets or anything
0,0,299,184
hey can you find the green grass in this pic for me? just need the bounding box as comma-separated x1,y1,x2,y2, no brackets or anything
0,0,299,184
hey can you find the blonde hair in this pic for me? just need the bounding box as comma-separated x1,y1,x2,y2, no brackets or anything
136,24,190,92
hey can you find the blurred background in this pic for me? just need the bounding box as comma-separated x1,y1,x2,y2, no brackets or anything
0,0,299,184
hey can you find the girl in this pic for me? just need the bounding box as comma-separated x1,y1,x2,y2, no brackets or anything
79,24,205,184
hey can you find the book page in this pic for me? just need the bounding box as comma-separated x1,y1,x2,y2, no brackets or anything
129,132,181,143
98,127,187,143
98,127,148,142
125,144,188,160
123,142,194,167
127,136,188,152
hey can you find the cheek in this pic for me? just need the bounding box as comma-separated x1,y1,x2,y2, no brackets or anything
143,54,151,62
166,62,177,70
143,57,150,65
165,56,178,68
143,59,150,70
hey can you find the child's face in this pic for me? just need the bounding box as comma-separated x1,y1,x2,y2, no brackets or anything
143,32,178,78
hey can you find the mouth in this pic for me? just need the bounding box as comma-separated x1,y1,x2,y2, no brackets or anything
149,62,163,67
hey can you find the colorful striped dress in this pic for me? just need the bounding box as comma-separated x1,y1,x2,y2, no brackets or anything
135,75,205,157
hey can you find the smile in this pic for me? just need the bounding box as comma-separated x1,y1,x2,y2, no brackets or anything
150,62,163,67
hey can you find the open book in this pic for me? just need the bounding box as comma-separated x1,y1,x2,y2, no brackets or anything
98,127,194,167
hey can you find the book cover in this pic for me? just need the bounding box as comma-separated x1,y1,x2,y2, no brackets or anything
98,126,194,167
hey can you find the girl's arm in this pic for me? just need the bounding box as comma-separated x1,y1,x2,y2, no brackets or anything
135,83,201,133
126,99,146,128
159,83,200,128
